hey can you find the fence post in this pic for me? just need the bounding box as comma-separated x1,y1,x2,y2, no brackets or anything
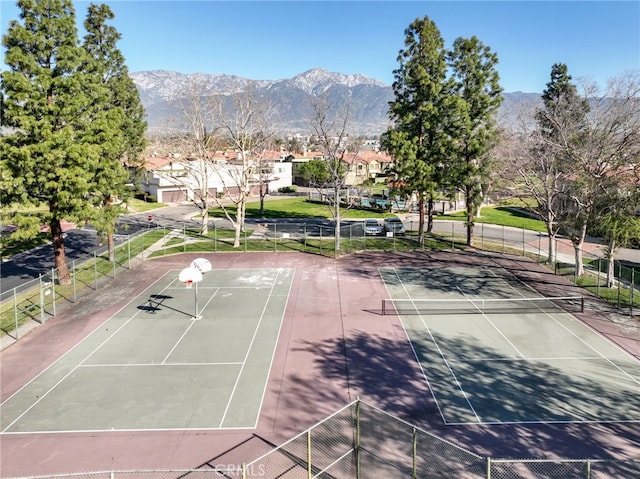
39,274,45,322
451,222,454,251
94,251,98,290
486,457,491,479
617,261,622,309
538,233,541,261
522,228,525,256
307,430,312,479
631,267,635,317
355,398,361,479
72,260,77,302
412,427,417,479
127,236,131,269
586,459,591,479
14,288,19,339
51,268,56,316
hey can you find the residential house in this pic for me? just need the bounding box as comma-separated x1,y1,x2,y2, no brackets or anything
140,152,293,203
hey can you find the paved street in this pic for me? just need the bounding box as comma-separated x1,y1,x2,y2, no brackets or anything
2,203,639,294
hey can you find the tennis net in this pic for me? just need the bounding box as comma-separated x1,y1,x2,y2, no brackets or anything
381,295,584,315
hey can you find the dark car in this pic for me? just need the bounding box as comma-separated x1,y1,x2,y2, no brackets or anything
384,217,405,235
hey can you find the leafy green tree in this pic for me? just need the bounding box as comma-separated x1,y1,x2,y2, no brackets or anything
1,0,102,283
82,3,147,260
383,16,450,244
520,64,590,264
593,187,640,287
447,36,503,246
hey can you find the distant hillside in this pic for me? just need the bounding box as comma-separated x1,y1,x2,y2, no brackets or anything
131,68,540,136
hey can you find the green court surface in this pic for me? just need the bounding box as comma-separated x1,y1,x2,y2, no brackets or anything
1,268,293,433
381,266,640,425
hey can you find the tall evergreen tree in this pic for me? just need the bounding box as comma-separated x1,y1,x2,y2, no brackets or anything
536,63,591,269
1,0,102,283
383,16,451,244
447,36,503,246
82,3,147,260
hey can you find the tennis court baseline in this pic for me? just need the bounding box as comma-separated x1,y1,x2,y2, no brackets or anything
381,266,640,425
1,267,294,433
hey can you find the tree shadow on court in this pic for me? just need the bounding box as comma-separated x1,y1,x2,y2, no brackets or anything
285,329,640,471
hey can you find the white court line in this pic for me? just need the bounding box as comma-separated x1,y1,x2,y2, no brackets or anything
484,266,640,387
218,270,284,428
1,275,175,433
455,285,526,359
253,270,295,428
455,356,604,363
161,288,220,364
1,425,259,435
78,362,243,367
381,269,448,424
386,268,481,424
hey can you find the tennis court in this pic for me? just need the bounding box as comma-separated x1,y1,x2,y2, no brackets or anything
380,265,640,425
1,267,293,433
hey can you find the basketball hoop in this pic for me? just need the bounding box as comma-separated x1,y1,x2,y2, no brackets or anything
178,266,204,320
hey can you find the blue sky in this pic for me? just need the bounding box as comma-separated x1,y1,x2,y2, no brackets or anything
1,1,638,92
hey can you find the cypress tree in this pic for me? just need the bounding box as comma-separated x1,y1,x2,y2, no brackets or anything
1,0,102,283
384,16,451,243
82,3,147,260
447,36,503,246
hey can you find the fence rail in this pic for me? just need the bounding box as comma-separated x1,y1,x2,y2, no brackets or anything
2,220,638,347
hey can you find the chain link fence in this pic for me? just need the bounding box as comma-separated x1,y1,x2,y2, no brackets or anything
242,399,638,479
0,228,167,342
3,399,638,478
2,220,637,344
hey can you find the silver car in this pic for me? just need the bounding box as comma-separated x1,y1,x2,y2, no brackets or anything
364,219,383,236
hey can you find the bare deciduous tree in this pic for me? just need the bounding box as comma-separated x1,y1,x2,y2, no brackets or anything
166,79,222,235
301,96,356,252
215,88,275,248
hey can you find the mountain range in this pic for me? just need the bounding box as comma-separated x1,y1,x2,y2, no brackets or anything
131,68,540,136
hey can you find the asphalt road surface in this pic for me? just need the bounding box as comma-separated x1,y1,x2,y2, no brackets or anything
2,204,639,294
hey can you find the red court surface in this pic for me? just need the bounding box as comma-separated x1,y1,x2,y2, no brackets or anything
1,251,639,477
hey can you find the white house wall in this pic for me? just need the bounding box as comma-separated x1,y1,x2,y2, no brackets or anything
144,160,293,203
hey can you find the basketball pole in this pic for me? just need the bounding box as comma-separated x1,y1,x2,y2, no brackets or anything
193,281,200,320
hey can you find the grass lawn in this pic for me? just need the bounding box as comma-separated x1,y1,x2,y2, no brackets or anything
126,198,168,212
441,205,547,232
209,196,392,220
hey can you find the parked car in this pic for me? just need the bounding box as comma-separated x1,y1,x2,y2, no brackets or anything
384,217,405,235
363,219,383,236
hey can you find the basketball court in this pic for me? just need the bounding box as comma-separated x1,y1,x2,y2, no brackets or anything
1,265,293,433
380,265,640,425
